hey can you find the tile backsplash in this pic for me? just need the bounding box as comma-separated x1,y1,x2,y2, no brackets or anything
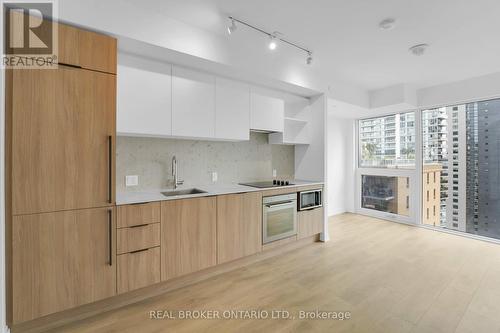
116,132,295,192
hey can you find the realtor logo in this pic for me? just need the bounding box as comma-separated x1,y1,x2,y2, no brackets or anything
2,0,58,68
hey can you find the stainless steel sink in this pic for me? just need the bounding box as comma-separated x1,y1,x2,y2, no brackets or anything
161,188,207,197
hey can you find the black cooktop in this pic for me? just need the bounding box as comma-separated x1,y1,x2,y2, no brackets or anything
239,180,295,188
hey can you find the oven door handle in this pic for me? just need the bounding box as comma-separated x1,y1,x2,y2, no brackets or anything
265,201,294,208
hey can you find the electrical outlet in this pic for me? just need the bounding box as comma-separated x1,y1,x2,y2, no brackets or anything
272,169,277,177
212,171,218,183
125,175,139,187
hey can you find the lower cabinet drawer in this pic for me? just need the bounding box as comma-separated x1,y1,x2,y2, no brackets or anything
117,246,161,293
117,223,160,254
297,207,324,239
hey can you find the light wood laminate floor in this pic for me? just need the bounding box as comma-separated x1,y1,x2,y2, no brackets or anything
51,213,500,333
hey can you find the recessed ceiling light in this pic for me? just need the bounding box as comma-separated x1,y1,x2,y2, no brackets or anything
379,18,397,30
409,43,429,56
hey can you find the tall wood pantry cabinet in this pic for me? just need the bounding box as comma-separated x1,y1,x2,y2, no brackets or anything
5,18,117,325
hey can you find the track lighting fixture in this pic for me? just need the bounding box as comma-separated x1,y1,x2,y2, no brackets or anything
227,16,313,65
227,18,237,35
268,34,278,50
306,52,313,65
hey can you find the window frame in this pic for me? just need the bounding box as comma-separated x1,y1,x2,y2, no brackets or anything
354,94,500,244
355,110,422,225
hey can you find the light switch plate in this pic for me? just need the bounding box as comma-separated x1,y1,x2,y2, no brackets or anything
212,172,218,183
272,169,277,177
125,175,139,187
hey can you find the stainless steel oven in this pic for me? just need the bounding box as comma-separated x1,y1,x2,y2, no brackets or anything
263,193,297,244
298,189,322,211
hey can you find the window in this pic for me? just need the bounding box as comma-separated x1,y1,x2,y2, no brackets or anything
361,175,410,216
359,112,415,168
421,98,500,240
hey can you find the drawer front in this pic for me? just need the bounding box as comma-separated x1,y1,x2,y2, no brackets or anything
298,207,324,239
117,247,161,293
117,202,161,228
117,223,160,254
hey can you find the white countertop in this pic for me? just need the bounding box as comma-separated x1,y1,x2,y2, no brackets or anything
116,180,324,205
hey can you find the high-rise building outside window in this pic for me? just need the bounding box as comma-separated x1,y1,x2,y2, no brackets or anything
422,98,500,240
359,112,415,168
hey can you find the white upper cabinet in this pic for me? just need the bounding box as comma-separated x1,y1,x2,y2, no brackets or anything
269,97,311,145
215,78,250,141
117,56,172,137
250,91,284,133
172,66,215,139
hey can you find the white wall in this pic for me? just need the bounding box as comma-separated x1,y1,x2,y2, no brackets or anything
417,72,500,109
58,0,370,107
295,94,328,241
327,115,355,216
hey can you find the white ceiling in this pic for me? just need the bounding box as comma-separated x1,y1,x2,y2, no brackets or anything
130,0,500,91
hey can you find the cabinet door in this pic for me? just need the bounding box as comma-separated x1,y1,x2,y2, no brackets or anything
11,68,115,215
298,207,324,239
57,21,116,74
117,247,161,293
8,12,116,73
78,28,117,74
250,92,284,132
161,197,216,280
117,59,172,136
215,78,250,140
12,207,116,323
217,192,262,264
172,66,215,138
117,202,161,228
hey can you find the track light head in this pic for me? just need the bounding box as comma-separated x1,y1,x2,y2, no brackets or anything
227,18,237,35
268,34,278,50
306,52,313,65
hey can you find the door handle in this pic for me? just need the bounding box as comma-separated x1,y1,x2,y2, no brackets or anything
108,209,113,266
265,201,294,208
130,248,149,254
108,135,113,204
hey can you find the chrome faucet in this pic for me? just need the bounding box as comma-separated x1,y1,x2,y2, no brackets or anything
172,156,184,190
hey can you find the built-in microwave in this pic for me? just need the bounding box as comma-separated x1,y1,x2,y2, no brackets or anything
298,189,322,211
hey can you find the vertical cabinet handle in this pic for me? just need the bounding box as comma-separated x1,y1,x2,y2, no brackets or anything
108,135,113,204
108,209,113,266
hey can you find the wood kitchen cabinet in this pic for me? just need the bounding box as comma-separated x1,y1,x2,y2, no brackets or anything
116,202,161,294
217,192,262,263
172,65,215,138
117,246,161,294
297,207,324,239
8,67,116,215
6,22,117,326
215,77,250,141
116,202,161,228
13,11,117,74
11,207,116,323
161,197,217,280
57,21,117,74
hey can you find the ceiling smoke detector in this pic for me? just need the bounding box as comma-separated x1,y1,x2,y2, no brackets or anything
409,43,429,56
379,18,397,30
